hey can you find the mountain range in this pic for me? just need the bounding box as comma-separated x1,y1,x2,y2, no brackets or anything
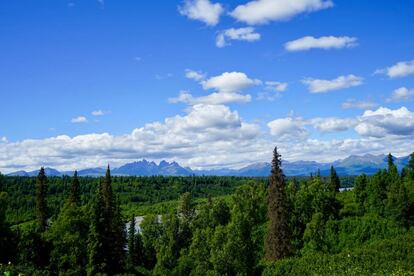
6,154,411,177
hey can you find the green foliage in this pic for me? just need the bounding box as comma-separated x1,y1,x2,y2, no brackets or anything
36,167,48,231
3,150,414,274
354,174,368,215
265,147,292,261
330,166,341,192
46,202,89,274
0,192,17,264
140,214,162,269
263,229,414,275
87,166,126,275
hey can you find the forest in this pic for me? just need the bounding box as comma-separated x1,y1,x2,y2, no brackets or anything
0,148,414,275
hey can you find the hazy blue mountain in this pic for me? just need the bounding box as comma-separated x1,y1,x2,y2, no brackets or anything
113,160,192,176
76,167,106,177
15,167,63,177
5,154,412,177
7,170,29,177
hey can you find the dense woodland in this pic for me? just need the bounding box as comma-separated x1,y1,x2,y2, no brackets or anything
0,148,414,275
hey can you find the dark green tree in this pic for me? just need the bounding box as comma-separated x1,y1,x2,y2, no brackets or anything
354,174,368,215
69,170,80,204
87,184,107,275
36,167,48,231
330,166,341,192
265,147,292,261
87,166,125,275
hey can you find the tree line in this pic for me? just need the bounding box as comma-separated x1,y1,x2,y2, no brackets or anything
1,149,414,275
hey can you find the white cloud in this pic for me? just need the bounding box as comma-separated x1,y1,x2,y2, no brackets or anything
202,71,261,93
0,137,7,143
265,81,288,92
172,71,260,105
355,107,414,137
92,110,105,116
4,106,414,173
178,0,223,26
216,27,261,48
342,99,377,110
310,117,356,133
169,90,251,105
0,104,263,172
375,60,414,78
302,74,363,93
387,87,414,103
230,0,333,25
185,69,206,81
285,36,357,51
71,116,88,123
267,117,308,141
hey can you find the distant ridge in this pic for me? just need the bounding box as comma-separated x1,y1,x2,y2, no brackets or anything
5,154,410,177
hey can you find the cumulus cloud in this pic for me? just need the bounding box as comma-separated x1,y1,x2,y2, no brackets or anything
387,87,414,102
4,106,414,173
342,99,377,110
202,71,261,92
178,0,223,26
71,116,88,123
302,74,363,93
0,104,264,172
355,107,414,137
267,117,308,141
216,27,261,48
285,36,357,51
185,69,206,81
230,0,333,25
310,117,356,133
375,60,414,78
173,71,261,105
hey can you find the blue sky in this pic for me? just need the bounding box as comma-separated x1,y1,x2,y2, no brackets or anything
1,0,414,172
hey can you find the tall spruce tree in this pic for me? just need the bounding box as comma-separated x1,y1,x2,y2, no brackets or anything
265,147,292,261
388,153,399,176
69,170,80,204
87,182,107,275
127,215,137,270
36,167,48,231
330,166,341,192
87,166,125,275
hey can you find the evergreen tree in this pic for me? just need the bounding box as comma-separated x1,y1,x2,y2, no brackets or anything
127,215,138,270
87,166,125,275
36,167,48,231
69,170,80,204
388,153,399,183
265,147,292,261
354,174,368,215
87,183,107,275
330,166,341,192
